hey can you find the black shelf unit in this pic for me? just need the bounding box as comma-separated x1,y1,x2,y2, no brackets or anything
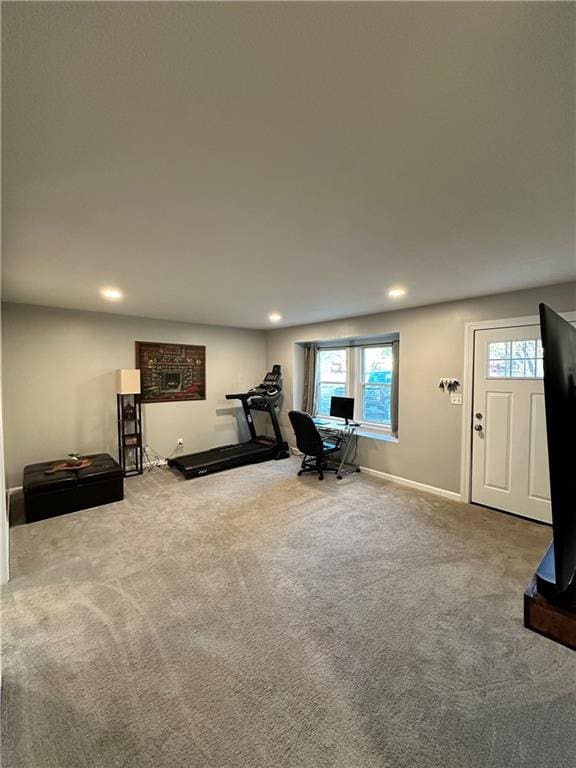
117,394,143,477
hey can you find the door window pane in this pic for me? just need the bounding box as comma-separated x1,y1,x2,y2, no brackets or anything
488,342,510,360
487,339,542,379
511,360,525,377
489,360,511,378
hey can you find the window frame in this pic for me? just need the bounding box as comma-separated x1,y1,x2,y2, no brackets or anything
354,345,394,430
314,347,349,419
313,343,397,435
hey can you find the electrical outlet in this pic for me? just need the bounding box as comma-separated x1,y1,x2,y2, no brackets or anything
177,438,184,446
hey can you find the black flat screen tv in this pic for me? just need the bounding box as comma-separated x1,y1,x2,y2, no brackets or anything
537,303,576,599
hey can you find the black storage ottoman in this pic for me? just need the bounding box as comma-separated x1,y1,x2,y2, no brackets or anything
23,453,124,523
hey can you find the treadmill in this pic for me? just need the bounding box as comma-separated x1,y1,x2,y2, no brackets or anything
168,365,289,479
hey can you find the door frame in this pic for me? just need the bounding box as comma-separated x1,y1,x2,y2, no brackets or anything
459,311,576,504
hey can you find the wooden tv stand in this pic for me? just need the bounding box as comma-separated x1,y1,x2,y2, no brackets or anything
524,577,576,651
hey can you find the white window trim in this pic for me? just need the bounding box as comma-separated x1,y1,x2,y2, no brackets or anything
352,347,394,432
314,346,348,418
315,345,395,433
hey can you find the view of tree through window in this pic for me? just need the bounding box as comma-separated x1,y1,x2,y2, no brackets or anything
361,346,393,424
487,339,544,378
316,349,346,415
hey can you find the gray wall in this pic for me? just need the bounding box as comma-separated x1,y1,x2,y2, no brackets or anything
3,282,576,492
2,304,266,487
0,303,8,582
266,282,576,494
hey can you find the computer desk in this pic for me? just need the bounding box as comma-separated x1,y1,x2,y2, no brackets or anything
313,419,360,479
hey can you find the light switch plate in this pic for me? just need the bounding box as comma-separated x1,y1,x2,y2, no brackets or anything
450,393,463,405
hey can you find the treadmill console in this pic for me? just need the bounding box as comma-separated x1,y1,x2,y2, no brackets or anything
248,365,283,407
262,364,281,384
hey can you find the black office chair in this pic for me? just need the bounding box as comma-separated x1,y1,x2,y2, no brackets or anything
288,411,342,480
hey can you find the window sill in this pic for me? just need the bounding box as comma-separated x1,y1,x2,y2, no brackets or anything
356,428,398,443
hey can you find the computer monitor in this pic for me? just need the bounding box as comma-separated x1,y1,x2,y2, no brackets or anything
330,396,355,424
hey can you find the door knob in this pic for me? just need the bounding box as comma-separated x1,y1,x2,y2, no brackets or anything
474,424,483,432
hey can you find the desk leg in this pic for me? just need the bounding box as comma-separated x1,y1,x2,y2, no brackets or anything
336,432,357,478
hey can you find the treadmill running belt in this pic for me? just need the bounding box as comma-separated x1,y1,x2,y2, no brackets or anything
169,439,276,479
178,442,269,468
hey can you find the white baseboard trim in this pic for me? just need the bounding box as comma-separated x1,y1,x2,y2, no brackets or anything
359,467,463,502
9,466,460,502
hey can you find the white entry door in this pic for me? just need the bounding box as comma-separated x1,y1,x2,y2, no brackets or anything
471,325,551,523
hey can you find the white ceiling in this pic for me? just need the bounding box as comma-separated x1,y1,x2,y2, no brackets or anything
2,2,575,329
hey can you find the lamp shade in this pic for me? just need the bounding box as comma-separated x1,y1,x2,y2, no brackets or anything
117,369,141,395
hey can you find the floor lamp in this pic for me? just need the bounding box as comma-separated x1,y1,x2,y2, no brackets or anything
116,369,143,477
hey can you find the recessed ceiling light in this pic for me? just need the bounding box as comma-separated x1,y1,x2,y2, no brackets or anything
100,287,124,301
268,312,283,322
388,287,406,298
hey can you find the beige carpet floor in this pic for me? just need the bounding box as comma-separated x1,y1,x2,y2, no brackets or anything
2,458,575,768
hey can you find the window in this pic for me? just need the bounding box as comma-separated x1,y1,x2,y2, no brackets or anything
315,348,347,415
314,342,398,432
487,339,543,379
360,346,393,425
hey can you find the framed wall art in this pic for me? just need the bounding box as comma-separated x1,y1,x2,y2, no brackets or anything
135,342,206,403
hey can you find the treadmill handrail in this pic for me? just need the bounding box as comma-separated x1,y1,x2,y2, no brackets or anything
225,391,275,401
224,391,285,449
